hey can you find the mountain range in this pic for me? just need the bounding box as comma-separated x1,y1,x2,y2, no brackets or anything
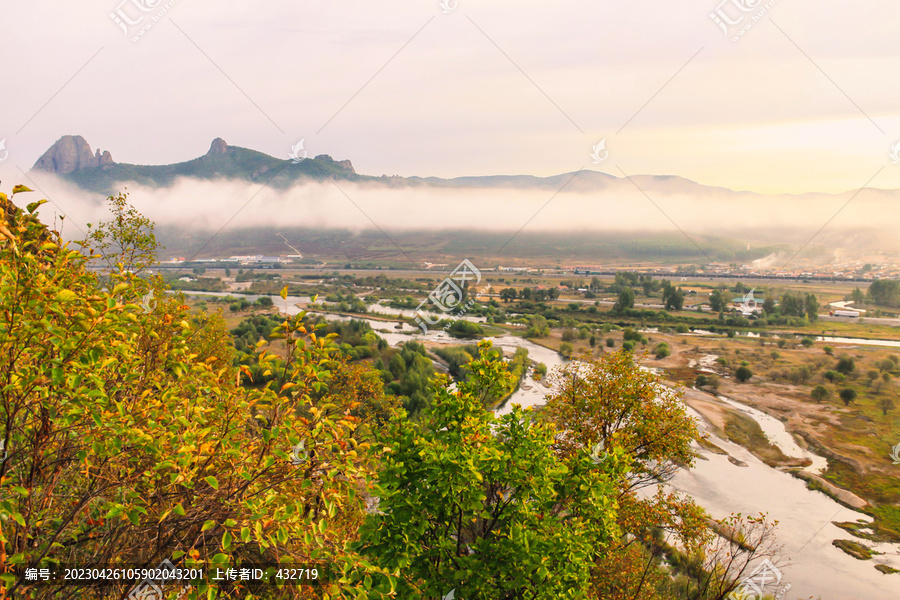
26,135,900,264
30,135,767,199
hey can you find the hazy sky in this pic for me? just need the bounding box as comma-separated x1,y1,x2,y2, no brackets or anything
2,0,900,195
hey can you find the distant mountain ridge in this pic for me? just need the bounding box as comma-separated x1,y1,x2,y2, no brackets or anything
29,135,900,205
28,135,900,259
31,135,751,199
32,135,361,193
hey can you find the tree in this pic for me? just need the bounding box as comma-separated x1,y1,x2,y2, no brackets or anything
544,352,713,600
779,293,804,317
836,356,856,375
762,295,776,315
84,191,160,275
615,287,635,311
662,284,684,312
805,293,819,321
499,287,517,302
868,279,900,307
358,341,624,598
709,289,727,312
878,396,895,416
735,366,753,382
840,388,857,406
824,370,844,383
811,385,830,402
524,315,549,338
0,187,392,598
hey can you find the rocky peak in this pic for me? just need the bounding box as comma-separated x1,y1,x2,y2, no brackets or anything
207,138,228,155
313,154,355,174
33,135,115,174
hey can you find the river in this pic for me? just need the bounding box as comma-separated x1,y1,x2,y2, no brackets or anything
183,291,899,598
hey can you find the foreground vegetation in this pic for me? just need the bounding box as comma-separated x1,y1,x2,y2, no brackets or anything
0,189,792,598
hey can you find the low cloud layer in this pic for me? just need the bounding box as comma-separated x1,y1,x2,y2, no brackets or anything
20,173,900,252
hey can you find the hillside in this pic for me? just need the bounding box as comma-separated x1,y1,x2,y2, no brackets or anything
33,135,363,193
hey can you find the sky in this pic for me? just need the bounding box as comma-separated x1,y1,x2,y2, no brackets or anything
2,0,900,196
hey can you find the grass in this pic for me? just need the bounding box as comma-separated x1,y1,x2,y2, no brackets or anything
722,412,792,467
832,539,874,560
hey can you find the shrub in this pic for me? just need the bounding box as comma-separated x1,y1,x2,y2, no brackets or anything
654,343,671,359
622,341,635,352
675,324,689,334
559,342,574,358
254,295,274,308
606,338,615,348
823,346,834,355
824,370,844,383
695,374,709,387
811,385,829,402
623,328,642,342
836,356,856,375
770,351,780,360
735,366,753,383
716,357,729,367
840,388,857,406
801,337,814,347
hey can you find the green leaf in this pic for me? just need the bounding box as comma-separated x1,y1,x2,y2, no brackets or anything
56,289,77,302
240,527,251,543
105,506,124,520
13,185,34,196
201,520,216,532
173,503,186,516
280,285,288,301
222,530,232,551
26,199,47,214
204,476,219,490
